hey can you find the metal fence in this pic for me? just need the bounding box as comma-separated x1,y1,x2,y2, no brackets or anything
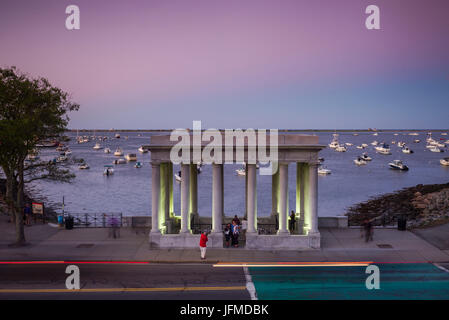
65,213,123,228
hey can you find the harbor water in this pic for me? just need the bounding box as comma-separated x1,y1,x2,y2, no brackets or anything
27,131,449,218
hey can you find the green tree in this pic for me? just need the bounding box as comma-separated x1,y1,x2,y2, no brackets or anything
0,66,79,246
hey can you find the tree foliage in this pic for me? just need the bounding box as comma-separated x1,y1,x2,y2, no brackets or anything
0,66,79,245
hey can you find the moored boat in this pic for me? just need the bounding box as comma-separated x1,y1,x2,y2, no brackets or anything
318,166,331,175
114,147,123,156
125,153,137,161
389,160,409,171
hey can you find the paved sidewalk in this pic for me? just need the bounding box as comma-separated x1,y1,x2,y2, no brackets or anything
1,215,449,263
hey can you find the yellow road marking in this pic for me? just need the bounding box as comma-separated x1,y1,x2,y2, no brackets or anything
0,286,246,294
213,261,373,267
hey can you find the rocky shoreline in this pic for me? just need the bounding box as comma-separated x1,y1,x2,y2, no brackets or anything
346,182,449,228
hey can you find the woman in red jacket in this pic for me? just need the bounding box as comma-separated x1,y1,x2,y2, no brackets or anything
199,231,208,260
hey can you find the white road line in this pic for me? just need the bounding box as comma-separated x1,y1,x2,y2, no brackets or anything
243,266,258,300
433,263,449,273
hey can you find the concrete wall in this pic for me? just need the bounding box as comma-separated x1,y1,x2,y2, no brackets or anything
318,216,348,228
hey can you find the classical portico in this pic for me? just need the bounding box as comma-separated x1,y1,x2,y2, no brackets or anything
146,133,325,250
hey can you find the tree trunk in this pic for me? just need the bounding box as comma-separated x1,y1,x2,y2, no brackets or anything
14,161,26,246
4,169,16,224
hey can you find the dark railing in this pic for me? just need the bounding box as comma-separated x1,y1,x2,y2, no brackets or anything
257,224,277,235
65,213,122,228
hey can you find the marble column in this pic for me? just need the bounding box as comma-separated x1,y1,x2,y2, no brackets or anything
272,165,279,216
244,163,248,219
151,162,161,234
277,163,289,234
159,163,169,232
303,163,311,233
296,162,305,217
168,162,174,217
189,164,198,216
308,162,319,234
180,163,190,233
212,163,223,233
246,164,257,234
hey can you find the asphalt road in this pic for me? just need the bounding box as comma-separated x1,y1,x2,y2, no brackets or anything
1,262,449,300
0,263,251,300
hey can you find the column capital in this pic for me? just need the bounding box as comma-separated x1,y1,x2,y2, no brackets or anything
151,161,161,167
308,161,320,168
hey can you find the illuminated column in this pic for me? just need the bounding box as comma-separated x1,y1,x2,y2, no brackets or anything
159,163,169,232
189,164,198,216
180,164,190,233
308,162,319,234
212,163,223,233
244,163,248,219
168,162,174,217
272,166,279,216
277,162,289,235
296,162,305,217
246,164,257,234
151,162,160,234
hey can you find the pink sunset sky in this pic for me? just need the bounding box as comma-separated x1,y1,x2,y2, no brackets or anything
1,0,448,129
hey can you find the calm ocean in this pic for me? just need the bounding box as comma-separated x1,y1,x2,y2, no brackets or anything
27,131,449,218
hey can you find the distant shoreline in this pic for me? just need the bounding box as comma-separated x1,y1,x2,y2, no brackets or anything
66,129,449,133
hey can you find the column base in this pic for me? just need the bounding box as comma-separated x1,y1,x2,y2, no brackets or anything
149,231,162,249
277,230,290,235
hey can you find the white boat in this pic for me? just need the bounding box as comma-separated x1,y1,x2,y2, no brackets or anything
373,133,378,136
125,153,137,161
115,133,120,139
345,143,353,146
356,145,365,149
138,146,148,153
236,168,246,176
57,156,68,162
114,147,123,156
402,147,413,154
318,166,331,175
361,143,369,148
361,153,372,161
335,145,347,152
134,161,142,168
440,158,449,166
375,143,391,155
104,148,111,154
429,146,443,153
442,133,448,136
397,142,406,148
113,158,126,165
354,157,367,166
414,139,420,143
328,134,340,149
371,141,379,146
93,142,102,150
103,165,114,176
78,163,90,170
435,142,446,148
389,160,409,171
408,132,419,136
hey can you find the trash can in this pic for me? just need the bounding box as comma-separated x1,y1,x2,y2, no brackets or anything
57,215,64,226
65,216,74,230
397,216,407,231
